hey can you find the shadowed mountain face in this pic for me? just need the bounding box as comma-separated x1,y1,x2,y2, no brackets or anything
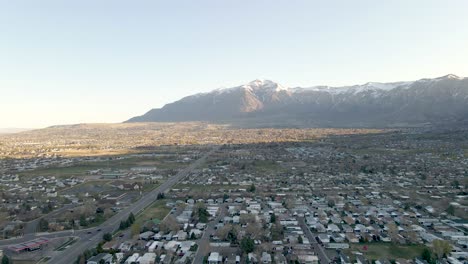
126,75,468,127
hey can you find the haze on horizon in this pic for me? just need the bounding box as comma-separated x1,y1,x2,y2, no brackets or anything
1,0,468,128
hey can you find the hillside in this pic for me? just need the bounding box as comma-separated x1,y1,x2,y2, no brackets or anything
127,75,468,127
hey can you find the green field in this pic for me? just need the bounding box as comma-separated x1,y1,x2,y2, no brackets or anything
133,199,171,229
251,160,284,173
18,156,186,178
141,182,161,192
174,183,240,191
347,243,428,260
18,164,103,177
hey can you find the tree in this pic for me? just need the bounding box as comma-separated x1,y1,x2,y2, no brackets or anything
128,213,135,224
119,220,127,230
83,249,95,260
160,215,180,232
103,233,112,242
38,218,49,232
227,228,238,244
131,223,141,236
79,215,88,227
190,232,197,240
452,180,460,188
94,213,104,224
421,248,433,264
446,205,455,215
298,235,303,244
96,242,104,253
432,239,452,259
194,204,210,223
2,255,10,264
270,213,276,224
246,223,263,240
240,237,255,254
271,222,284,241
69,219,75,228
22,203,31,211
217,225,239,244
216,224,232,241
240,214,256,225
248,184,256,192
190,244,198,251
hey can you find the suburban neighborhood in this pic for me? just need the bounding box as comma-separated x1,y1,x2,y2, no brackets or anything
0,128,466,264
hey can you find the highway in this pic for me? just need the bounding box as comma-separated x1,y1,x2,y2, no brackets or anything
0,230,77,247
30,145,219,264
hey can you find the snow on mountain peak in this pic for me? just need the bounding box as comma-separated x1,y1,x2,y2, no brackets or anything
441,74,461,80
208,80,286,96
360,81,413,91
248,79,269,86
300,81,413,95
205,74,464,98
419,74,463,83
242,79,288,92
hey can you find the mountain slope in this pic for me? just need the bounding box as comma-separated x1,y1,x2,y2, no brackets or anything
126,75,468,127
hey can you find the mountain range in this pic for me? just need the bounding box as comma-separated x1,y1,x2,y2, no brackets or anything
126,74,468,128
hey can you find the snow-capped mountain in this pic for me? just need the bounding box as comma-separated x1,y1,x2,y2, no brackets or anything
126,74,468,127
296,81,413,95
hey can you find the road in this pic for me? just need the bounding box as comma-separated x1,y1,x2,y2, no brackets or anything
42,145,219,264
0,230,77,247
297,216,332,264
192,205,227,264
0,204,82,249
23,204,80,235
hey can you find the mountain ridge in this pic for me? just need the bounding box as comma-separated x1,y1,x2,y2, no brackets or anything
126,74,468,127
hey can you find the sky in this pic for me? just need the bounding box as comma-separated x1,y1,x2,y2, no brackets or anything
1,0,467,128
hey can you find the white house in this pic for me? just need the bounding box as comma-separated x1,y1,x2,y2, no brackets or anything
208,252,222,264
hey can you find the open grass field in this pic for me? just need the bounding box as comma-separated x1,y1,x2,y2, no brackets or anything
18,164,103,177
141,182,161,192
133,199,171,228
346,242,428,260
251,160,285,173
17,155,187,178
174,183,240,192
171,184,243,200
60,180,112,195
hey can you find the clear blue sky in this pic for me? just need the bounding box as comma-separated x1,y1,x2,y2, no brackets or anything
1,0,467,128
